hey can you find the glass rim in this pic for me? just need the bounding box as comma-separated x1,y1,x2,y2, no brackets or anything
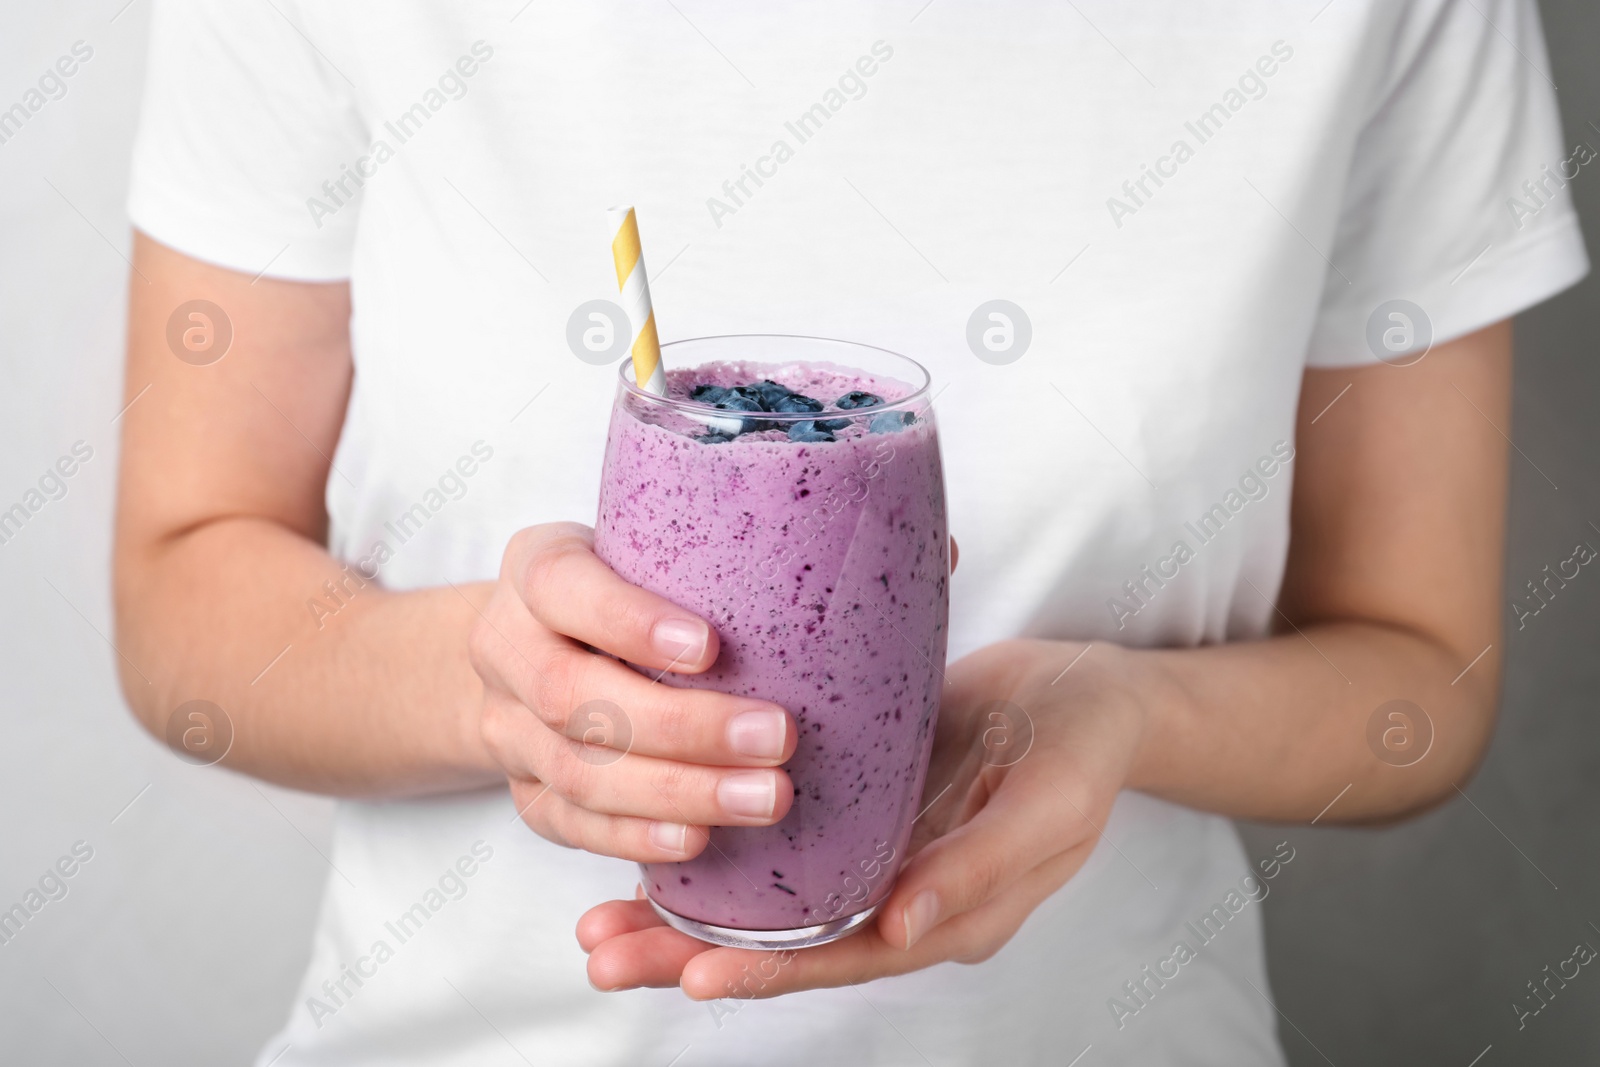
613,333,933,421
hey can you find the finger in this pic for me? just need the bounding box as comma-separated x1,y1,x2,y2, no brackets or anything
577,895,862,996
508,523,719,673
588,924,713,991
876,771,1067,951
581,848,1087,999
671,856,1079,998
475,604,796,768
950,535,959,574
525,731,794,827
576,896,662,953
511,777,712,863
676,925,912,1000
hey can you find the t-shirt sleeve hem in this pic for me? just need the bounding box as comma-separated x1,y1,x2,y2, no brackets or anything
128,181,354,283
1305,213,1590,368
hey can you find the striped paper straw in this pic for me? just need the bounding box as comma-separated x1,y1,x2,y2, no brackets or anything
608,205,666,395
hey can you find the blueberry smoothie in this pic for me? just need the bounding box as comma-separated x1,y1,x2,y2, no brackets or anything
594,339,948,945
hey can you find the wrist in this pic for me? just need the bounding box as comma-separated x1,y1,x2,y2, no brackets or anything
457,670,502,777
1071,642,1155,789
1106,644,1184,795
452,581,505,780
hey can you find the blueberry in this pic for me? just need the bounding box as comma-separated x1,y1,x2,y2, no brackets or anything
695,431,736,444
748,380,793,408
771,393,823,414
689,384,729,405
835,391,884,410
713,394,762,413
814,417,850,432
710,393,766,433
787,420,836,443
868,411,915,434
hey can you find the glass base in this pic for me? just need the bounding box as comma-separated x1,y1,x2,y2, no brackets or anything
648,897,883,950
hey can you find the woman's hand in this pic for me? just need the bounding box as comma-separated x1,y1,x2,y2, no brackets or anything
468,522,799,861
575,637,1151,998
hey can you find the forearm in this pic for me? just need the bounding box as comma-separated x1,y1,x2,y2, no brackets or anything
115,516,500,797
1123,620,1500,823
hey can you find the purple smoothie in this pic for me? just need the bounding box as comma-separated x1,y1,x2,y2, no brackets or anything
594,356,949,933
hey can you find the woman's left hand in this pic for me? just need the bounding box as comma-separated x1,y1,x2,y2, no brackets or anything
576,637,1151,1000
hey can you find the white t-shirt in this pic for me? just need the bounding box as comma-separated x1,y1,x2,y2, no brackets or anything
129,1,1586,1063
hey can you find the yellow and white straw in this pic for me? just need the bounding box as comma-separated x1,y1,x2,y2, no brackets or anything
608,205,666,395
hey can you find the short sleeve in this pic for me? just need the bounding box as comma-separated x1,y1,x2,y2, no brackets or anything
128,0,368,281
1306,0,1590,367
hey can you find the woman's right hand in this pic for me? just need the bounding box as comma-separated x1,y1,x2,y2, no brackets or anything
467,522,797,862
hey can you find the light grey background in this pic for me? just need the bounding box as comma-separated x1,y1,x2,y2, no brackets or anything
0,3,1594,1064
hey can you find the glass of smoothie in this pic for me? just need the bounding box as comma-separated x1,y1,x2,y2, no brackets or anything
593,334,949,950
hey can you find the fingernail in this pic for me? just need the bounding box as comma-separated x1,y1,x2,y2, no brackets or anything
903,890,940,950
717,771,777,819
727,709,788,761
653,618,708,664
649,821,689,854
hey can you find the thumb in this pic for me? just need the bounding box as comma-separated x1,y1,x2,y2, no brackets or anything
877,771,1062,951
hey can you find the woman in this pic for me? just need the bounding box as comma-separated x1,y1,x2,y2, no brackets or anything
115,0,1585,1063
